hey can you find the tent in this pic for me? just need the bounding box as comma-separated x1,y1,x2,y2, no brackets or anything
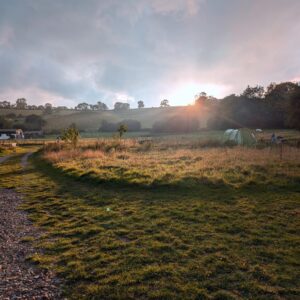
223,128,256,146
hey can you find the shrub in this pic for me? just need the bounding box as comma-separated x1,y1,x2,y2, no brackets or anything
61,124,79,149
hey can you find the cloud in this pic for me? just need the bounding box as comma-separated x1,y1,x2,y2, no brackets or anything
0,0,299,108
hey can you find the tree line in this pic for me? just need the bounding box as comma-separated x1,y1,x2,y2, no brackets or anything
0,98,173,112
204,81,300,130
1,81,299,130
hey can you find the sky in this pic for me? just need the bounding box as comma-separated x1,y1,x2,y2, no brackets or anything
0,0,299,108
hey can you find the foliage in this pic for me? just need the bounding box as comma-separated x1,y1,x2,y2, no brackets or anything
44,103,53,114
75,102,89,110
160,99,170,108
241,85,265,99
138,100,145,108
16,98,27,109
0,115,13,128
61,124,79,148
286,87,300,129
0,101,11,108
117,124,127,138
114,102,130,111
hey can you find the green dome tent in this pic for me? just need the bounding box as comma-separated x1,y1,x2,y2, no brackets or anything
223,128,256,146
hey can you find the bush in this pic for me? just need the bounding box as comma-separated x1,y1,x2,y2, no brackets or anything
61,124,79,149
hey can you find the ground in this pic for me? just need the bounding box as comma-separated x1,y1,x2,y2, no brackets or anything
0,136,299,299
0,153,62,299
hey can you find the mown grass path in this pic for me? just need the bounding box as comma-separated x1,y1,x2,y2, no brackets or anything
0,149,299,299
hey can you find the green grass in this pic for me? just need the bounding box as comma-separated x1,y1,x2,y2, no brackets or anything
0,145,299,299
0,145,33,157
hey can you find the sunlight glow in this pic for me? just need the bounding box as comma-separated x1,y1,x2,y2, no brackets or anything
166,82,231,106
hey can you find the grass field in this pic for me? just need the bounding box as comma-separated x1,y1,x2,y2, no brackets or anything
1,106,210,133
0,137,299,299
42,106,209,133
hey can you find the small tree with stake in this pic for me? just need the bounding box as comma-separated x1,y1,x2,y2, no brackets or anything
117,124,127,139
62,124,79,149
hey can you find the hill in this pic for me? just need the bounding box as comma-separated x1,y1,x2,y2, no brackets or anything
42,107,209,133
0,106,210,133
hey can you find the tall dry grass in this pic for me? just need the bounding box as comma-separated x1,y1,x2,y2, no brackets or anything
42,138,300,187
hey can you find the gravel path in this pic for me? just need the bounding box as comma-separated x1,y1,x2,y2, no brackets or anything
0,154,63,299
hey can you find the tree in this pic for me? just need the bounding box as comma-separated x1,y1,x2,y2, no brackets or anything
114,102,130,111
265,81,299,110
160,99,170,108
44,103,53,114
0,101,11,108
138,100,144,108
194,92,208,105
97,101,108,110
117,124,127,138
285,86,300,129
242,85,264,99
61,124,79,148
90,104,98,111
16,98,27,109
0,116,12,128
75,102,89,110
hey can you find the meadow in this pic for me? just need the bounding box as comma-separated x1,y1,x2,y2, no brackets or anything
0,136,300,299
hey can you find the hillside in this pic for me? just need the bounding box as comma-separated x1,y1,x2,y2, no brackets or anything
30,106,208,133
42,106,209,133
0,106,211,133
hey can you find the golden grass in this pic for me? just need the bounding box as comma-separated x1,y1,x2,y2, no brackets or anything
43,140,300,187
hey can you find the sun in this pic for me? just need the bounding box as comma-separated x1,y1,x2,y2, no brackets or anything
168,82,230,106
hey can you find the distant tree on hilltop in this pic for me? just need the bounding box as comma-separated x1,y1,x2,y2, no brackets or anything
0,101,11,108
44,103,53,114
138,100,144,108
75,102,89,110
114,102,130,111
16,98,27,109
160,99,170,108
97,101,108,110
242,85,264,99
